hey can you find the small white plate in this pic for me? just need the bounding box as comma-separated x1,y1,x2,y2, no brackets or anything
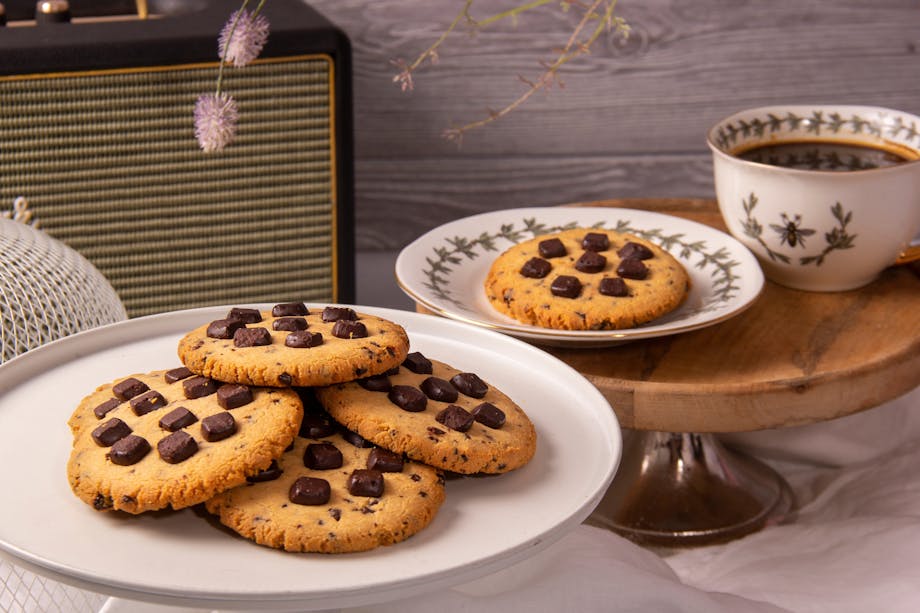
0,305,620,611
396,207,765,347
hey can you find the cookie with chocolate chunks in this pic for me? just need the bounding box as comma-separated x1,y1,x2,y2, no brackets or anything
484,228,690,330
315,355,536,474
204,431,444,553
177,304,410,387
66,369,302,514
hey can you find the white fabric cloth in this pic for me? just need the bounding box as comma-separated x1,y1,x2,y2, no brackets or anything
358,385,920,613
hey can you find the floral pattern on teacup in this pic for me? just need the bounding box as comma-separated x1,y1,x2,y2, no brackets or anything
739,193,857,266
713,110,920,153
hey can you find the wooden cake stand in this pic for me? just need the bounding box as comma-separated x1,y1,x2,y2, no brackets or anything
543,198,920,547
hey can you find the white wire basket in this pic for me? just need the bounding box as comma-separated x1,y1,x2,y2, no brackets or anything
0,216,127,363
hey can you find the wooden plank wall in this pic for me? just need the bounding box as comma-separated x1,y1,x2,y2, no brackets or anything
308,0,920,253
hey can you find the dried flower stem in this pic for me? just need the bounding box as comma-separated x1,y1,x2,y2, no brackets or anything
395,0,628,143
405,0,474,75
447,0,623,142
215,0,269,96
472,0,557,28
196,0,270,151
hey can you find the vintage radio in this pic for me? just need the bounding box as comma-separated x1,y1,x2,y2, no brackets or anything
0,0,354,317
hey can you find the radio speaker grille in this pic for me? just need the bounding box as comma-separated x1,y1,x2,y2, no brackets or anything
0,56,343,317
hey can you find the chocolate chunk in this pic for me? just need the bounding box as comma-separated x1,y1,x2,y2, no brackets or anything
112,377,148,401
388,385,427,412
347,469,384,497
93,494,113,510
183,376,218,399
321,306,357,322
248,462,286,484
436,404,475,432
550,275,582,298
617,257,649,280
285,330,323,348
403,352,432,374
339,426,374,448
233,327,272,347
472,402,506,429
129,390,167,416
92,418,132,447
206,318,246,340
157,430,198,464
297,388,326,414
93,397,122,419
358,374,392,392
247,459,283,483
520,257,552,279
575,251,607,273
367,448,404,473
420,377,459,403
272,302,308,317
159,407,198,431
450,372,488,399
272,317,307,332
599,276,629,297
299,413,336,439
617,241,654,260
278,373,292,385
107,434,150,466
227,307,262,323
303,442,344,470
332,320,368,339
201,412,237,442
289,476,331,505
538,237,567,258
582,232,610,252
164,367,193,383
217,384,253,409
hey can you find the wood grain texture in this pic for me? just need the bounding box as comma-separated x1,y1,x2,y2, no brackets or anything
308,0,920,250
540,200,920,433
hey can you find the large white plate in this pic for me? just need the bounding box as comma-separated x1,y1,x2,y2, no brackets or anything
396,207,765,347
0,305,620,611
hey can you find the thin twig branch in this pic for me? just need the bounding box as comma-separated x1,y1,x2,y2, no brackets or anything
393,0,628,144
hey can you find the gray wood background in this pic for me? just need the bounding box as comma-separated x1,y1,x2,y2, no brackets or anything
308,0,920,255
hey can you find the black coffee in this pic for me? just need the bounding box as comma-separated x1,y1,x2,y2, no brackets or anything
736,140,913,171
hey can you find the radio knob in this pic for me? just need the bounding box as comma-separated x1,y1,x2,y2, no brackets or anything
35,0,71,24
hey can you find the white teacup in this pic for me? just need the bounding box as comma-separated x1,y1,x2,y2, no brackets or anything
707,104,920,291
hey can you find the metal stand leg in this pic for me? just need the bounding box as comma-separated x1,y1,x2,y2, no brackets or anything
587,430,795,548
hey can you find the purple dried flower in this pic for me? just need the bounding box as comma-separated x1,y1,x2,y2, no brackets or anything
219,9,270,67
194,93,239,152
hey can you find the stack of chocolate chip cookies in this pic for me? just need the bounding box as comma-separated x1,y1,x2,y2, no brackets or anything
66,304,537,554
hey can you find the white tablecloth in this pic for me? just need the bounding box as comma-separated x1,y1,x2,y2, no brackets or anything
355,384,920,613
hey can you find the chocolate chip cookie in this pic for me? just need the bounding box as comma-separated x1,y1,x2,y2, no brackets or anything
484,228,690,330
177,304,410,387
315,353,537,474
204,412,445,553
67,368,303,514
